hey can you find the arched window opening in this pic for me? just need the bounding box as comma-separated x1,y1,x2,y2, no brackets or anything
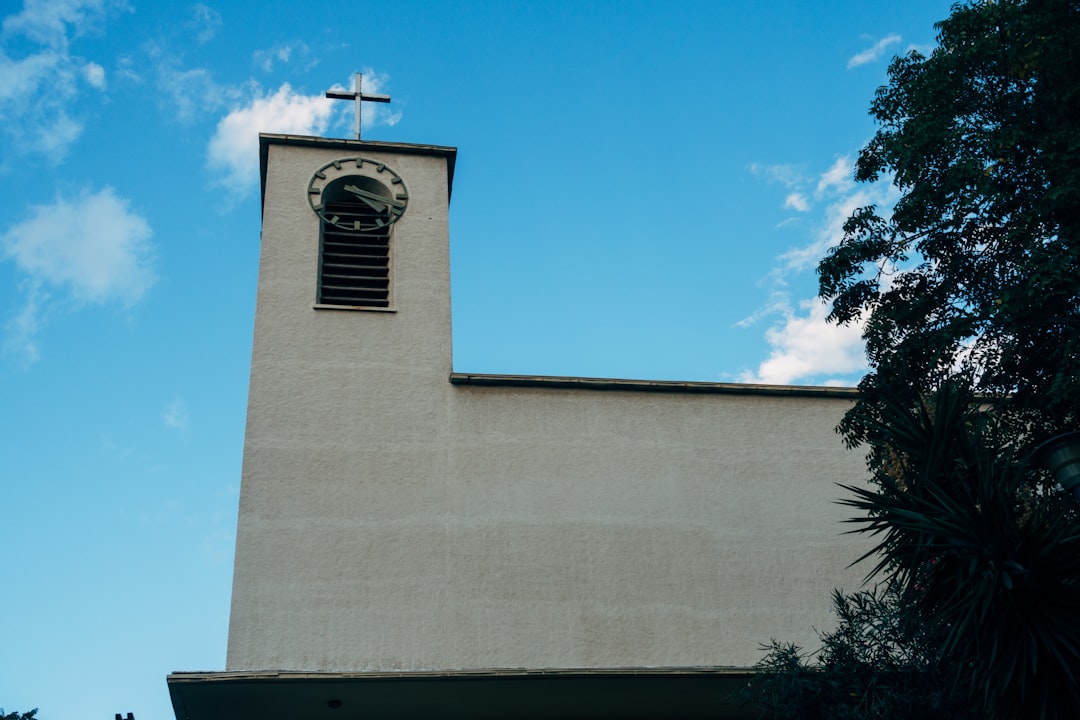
317,176,393,307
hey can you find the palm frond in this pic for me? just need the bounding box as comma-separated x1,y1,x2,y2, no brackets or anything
839,379,1080,718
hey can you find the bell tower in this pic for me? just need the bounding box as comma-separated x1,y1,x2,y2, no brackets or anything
226,134,457,670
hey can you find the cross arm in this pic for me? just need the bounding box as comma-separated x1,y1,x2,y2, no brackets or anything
325,90,391,103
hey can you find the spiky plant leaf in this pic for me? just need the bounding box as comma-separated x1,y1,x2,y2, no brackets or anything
842,381,1080,718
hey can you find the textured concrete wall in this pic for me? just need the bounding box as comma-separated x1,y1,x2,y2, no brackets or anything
226,137,871,673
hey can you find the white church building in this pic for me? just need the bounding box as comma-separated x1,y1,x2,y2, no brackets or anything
166,131,870,719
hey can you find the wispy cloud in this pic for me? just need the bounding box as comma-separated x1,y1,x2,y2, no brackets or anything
2,0,119,48
751,162,815,216
748,162,807,189
740,154,899,385
253,41,317,73
848,34,902,69
1,186,155,361
4,281,45,364
779,158,897,274
144,42,250,121
188,3,221,44
0,0,123,161
163,397,189,435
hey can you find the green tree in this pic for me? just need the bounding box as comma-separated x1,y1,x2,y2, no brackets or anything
819,0,1080,450
753,1,1080,718
1,710,38,720
748,585,977,720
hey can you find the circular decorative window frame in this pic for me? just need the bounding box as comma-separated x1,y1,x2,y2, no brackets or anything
307,157,409,231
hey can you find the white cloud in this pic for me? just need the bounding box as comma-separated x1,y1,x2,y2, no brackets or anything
848,34,901,69
163,397,189,434
740,299,867,386
0,0,119,159
189,3,221,44
206,72,401,198
784,192,810,212
815,155,854,197
742,150,903,385
1,187,154,361
2,187,155,304
82,59,104,87
207,83,334,197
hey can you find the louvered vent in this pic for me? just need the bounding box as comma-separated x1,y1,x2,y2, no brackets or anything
318,200,391,307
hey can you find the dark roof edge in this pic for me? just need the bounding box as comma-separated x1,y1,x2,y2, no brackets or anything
168,666,756,683
449,372,859,398
258,133,458,212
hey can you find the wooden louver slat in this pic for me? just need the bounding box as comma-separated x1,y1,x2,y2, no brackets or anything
318,200,391,307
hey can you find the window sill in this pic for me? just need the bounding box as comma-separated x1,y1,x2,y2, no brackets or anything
312,304,397,313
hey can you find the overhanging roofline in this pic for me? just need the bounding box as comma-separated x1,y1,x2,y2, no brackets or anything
168,667,761,720
450,371,859,398
169,666,756,681
258,133,458,212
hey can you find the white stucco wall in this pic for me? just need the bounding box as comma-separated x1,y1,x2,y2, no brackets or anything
226,136,871,673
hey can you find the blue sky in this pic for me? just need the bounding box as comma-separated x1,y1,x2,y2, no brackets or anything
1,1,951,718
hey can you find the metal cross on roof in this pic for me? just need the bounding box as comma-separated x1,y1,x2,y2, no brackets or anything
325,72,390,140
